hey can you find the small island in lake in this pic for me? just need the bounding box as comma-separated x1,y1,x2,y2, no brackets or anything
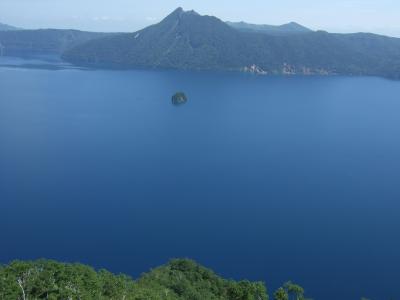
172,92,188,105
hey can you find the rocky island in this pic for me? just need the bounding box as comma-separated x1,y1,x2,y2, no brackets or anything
172,92,188,105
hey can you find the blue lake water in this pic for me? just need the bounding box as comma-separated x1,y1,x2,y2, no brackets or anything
1,58,400,300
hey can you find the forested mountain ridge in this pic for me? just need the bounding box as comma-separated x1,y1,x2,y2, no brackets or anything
62,8,400,78
0,22,19,31
1,8,399,78
0,258,312,300
0,29,113,56
225,21,312,35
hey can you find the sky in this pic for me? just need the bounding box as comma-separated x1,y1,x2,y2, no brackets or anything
1,0,400,37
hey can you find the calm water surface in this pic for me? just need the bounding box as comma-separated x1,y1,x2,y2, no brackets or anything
1,58,400,300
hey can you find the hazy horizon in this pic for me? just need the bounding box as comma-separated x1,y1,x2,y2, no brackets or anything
1,0,400,37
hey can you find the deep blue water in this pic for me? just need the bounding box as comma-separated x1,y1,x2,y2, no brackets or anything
1,59,400,300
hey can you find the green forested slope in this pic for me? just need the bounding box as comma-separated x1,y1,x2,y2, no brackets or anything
2,8,399,78
0,258,311,300
62,8,400,78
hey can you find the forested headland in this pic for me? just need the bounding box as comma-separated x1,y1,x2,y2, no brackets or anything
0,258,312,300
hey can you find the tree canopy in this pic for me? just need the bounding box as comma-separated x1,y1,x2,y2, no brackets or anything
0,258,275,300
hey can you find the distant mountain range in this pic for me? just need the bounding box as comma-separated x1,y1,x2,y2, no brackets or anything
0,22,19,31
0,29,111,56
226,21,312,35
1,8,400,78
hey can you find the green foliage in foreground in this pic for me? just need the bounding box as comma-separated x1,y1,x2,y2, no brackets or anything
273,282,311,300
0,258,312,300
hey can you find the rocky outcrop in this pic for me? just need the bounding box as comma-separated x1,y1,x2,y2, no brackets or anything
172,92,188,105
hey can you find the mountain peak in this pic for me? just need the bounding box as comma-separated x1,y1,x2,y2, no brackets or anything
186,10,200,16
280,22,311,32
167,7,200,18
173,7,184,14
160,7,217,28
62,8,400,79
163,7,185,20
